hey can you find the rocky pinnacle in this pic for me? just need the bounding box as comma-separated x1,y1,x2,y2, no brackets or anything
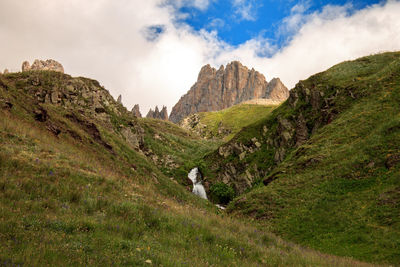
132,104,142,118
146,105,168,120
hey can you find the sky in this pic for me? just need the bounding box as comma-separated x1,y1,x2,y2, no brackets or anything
0,0,400,115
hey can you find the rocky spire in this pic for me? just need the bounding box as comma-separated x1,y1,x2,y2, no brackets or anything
131,104,142,118
146,105,169,120
160,106,168,121
117,95,122,104
146,108,155,118
154,106,160,117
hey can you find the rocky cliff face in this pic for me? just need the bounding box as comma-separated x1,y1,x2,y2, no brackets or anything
22,59,64,73
146,106,168,120
169,61,288,123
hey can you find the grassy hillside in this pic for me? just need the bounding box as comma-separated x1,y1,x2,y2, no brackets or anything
0,70,374,266
202,52,400,264
139,117,222,188
180,104,277,141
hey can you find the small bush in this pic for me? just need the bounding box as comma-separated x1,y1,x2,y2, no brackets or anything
209,183,235,205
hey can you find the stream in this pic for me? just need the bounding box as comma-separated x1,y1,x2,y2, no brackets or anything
188,167,207,199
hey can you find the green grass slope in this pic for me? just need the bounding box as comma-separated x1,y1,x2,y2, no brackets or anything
0,70,374,266
203,52,400,264
180,104,277,141
139,118,222,188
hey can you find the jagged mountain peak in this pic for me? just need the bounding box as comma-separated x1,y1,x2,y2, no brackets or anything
169,61,288,123
146,105,168,120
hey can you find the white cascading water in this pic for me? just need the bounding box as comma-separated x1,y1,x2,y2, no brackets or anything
188,167,207,199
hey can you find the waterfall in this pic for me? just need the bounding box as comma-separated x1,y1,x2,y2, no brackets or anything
188,168,207,199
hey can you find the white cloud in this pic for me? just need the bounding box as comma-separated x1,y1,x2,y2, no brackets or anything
0,0,399,117
212,1,400,89
263,1,400,88
232,0,258,21
207,18,226,29
0,0,219,114
168,0,213,11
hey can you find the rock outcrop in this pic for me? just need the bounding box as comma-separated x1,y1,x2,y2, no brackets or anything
205,76,352,194
146,106,168,120
1,70,146,153
169,61,289,123
117,94,122,104
131,104,142,118
22,59,64,73
265,78,289,101
3,69,9,74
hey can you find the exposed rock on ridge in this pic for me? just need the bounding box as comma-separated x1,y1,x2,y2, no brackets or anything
146,106,168,120
205,75,354,194
22,59,64,73
0,70,145,152
169,61,289,123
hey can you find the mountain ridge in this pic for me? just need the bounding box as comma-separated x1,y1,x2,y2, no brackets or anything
169,61,289,123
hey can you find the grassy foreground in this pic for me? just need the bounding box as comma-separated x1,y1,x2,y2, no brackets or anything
0,71,377,266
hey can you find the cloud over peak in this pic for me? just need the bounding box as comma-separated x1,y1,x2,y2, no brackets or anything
0,0,399,115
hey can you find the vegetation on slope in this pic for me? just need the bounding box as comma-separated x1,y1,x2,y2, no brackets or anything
202,52,400,264
180,104,277,141
0,70,374,266
139,117,222,188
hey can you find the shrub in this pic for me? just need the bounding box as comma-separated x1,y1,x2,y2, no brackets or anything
209,183,235,205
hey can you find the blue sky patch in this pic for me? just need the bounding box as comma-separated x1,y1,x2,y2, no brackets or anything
173,0,382,48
